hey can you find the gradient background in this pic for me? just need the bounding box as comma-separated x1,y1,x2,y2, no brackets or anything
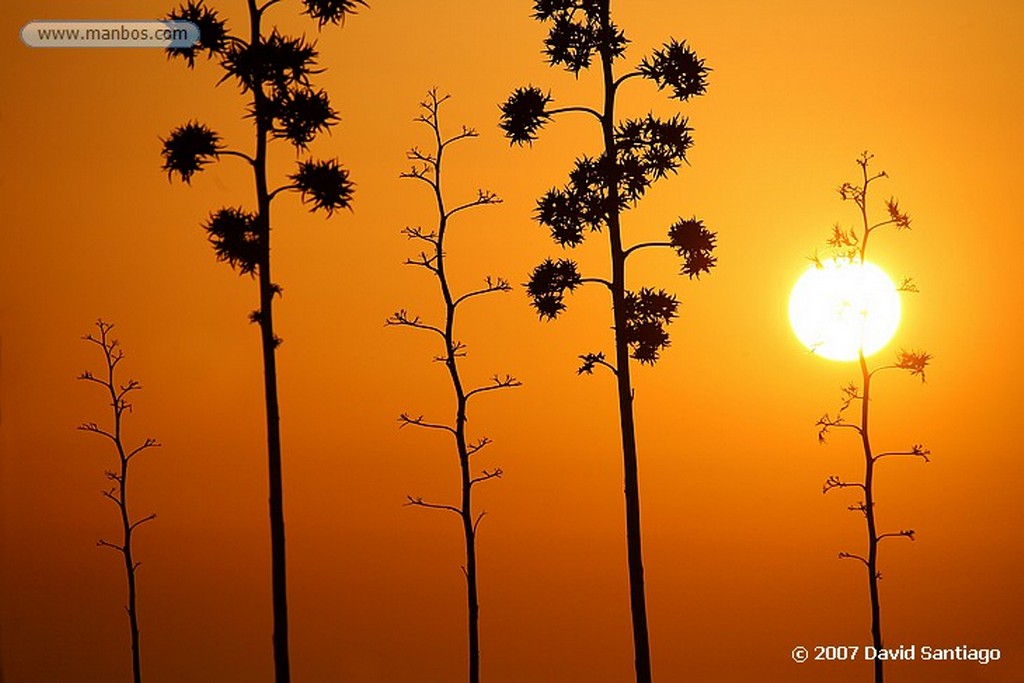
2,1,1022,681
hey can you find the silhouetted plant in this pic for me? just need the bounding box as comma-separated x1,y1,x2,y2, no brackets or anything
501,4,715,681
814,152,931,683
161,2,365,680
388,90,518,683
78,320,160,683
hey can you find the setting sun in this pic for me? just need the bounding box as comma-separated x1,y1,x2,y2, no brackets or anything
788,257,901,361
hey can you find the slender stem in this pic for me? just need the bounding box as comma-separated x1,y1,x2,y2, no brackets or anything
418,91,483,683
859,351,884,683
598,3,652,681
82,323,151,683
855,164,884,683
248,1,290,680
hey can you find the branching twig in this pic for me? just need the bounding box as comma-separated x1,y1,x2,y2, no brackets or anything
78,320,158,683
393,91,513,683
404,496,462,516
397,413,456,436
386,310,445,339
469,468,503,487
465,375,522,402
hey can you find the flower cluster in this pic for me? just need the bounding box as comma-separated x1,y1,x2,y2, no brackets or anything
526,258,582,320
204,207,261,275
668,217,717,279
638,39,710,101
615,114,694,204
300,0,367,28
161,121,222,183
499,86,552,146
265,86,338,148
166,0,228,68
222,30,319,94
290,159,354,216
534,156,609,246
532,0,626,73
894,349,932,381
163,0,356,267
622,288,679,364
886,197,912,230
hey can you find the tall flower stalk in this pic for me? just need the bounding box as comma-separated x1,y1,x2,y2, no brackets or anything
388,90,518,683
501,3,715,680
161,2,365,680
815,152,932,683
78,320,160,683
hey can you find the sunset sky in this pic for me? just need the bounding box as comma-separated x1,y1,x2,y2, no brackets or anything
2,1,1022,681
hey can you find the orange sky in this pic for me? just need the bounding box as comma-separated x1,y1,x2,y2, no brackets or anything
2,1,1023,681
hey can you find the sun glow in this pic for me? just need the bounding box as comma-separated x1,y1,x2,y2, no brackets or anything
788,257,901,361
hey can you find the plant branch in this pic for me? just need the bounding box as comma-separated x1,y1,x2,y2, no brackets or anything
465,375,522,403
398,413,456,436
623,241,672,259
386,310,446,339
404,496,462,516
873,445,930,464
454,277,512,308
548,105,603,124
469,468,503,487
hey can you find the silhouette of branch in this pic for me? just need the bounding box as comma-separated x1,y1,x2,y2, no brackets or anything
466,437,492,457
839,551,868,567
578,352,617,376
78,423,117,443
258,0,284,14
405,147,437,168
873,444,930,464
623,240,672,259
403,250,440,274
579,276,613,291
548,105,603,124
465,375,522,402
126,438,161,461
404,496,461,516
385,310,445,339
435,340,467,363
822,475,865,495
612,71,645,90
454,276,513,307
401,225,438,247
470,468,503,487
816,413,863,443
220,148,256,165
877,529,915,543
268,183,298,201
98,539,125,553
129,514,157,532
398,413,456,436
446,190,502,220
848,501,869,517
473,511,487,535
896,276,918,293
440,126,479,150
400,164,438,190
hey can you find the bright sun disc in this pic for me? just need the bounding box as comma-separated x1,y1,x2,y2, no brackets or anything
788,258,901,361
